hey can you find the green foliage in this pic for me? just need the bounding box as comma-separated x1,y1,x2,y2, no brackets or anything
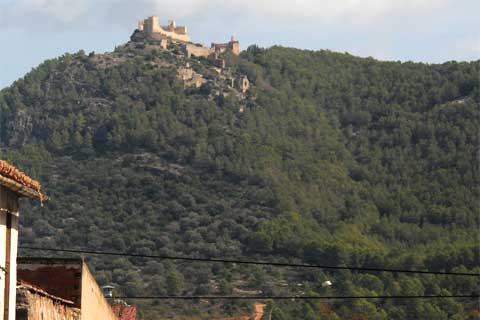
0,46,478,319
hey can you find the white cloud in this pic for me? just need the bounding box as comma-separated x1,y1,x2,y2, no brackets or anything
150,0,210,17
1,0,459,28
32,0,90,23
145,0,455,24
231,0,451,22
1,0,90,26
0,0,478,65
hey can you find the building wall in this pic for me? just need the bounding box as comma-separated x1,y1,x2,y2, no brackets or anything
174,26,187,34
185,44,213,58
142,16,190,42
0,212,4,318
17,259,118,320
0,186,19,320
230,42,240,55
159,39,168,50
16,287,80,320
17,258,83,307
212,43,228,54
149,16,160,33
80,263,118,320
212,40,240,56
178,67,194,81
156,28,190,42
237,76,250,93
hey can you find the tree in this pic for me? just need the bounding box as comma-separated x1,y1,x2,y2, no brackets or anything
166,271,184,295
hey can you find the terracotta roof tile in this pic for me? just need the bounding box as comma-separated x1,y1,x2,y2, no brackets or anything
0,160,40,191
111,304,137,320
0,160,45,202
17,280,75,305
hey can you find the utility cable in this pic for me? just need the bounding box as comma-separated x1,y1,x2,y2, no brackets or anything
113,294,479,300
18,246,480,277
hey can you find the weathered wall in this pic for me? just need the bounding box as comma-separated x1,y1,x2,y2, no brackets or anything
185,44,213,58
230,41,240,55
81,263,118,320
237,76,250,93
178,67,194,81
212,40,240,56
0,185,19,320
142,16,190,42
17,258,83,307
18,259,118,320
16,287,80,320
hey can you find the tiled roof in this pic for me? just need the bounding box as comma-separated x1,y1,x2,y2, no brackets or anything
17,280,75,305
111,304,137,320
0,160,45,202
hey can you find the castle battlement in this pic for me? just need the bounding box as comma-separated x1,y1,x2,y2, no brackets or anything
211,36,240,56
130,16,241,63
127,16,248,93
136,16,190,42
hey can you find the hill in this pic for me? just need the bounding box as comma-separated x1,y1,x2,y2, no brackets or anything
1,42,479,319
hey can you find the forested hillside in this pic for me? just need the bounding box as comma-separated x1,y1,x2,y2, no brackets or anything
0,44,479,319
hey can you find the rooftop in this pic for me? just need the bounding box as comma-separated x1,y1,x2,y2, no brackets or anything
17,280,75,305
112,304,137,320
0,160,45,202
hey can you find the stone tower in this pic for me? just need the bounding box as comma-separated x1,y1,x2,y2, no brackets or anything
229,36,240,55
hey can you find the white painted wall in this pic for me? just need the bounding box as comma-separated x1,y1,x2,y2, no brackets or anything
0,211,18,320
8,213,18,320
0,211,6,320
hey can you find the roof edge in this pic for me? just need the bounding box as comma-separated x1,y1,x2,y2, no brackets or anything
18,280,75,305
0,175,47,202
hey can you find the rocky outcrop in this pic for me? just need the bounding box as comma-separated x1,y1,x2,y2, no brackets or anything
6,109,33,146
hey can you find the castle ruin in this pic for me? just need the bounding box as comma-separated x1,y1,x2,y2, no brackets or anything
129,16,248,93
212,37,240,56
132,16,190,43
131,16,240,58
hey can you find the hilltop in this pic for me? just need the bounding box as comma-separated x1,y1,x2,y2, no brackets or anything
0,23,479,319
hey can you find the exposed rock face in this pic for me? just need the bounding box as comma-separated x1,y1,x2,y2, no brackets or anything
7,109,33,146
130,29,145,42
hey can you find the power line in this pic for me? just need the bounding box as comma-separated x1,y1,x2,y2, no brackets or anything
18,246,480,277
113,294,479,300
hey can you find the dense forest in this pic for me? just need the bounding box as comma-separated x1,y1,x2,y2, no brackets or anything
0,43,479,319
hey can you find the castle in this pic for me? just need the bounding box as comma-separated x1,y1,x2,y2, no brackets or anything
131,16,240,57
129,16,248,93
212,36,240,56
134,16,190,42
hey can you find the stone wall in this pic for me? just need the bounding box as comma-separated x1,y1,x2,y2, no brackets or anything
211,37,240,56
237,76,250,93
230,40,240,55
185,44,213,58
177,66,205,88
140,16,190,42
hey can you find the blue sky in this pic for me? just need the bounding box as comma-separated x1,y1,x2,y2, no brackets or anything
0,0,479,89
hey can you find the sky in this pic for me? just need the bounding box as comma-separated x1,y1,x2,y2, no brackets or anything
0,0,479,89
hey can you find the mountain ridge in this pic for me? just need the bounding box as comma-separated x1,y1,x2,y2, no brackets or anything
1,43,479,319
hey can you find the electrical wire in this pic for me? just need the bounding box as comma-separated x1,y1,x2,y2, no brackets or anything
18,246,480,277
112,294,479,300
